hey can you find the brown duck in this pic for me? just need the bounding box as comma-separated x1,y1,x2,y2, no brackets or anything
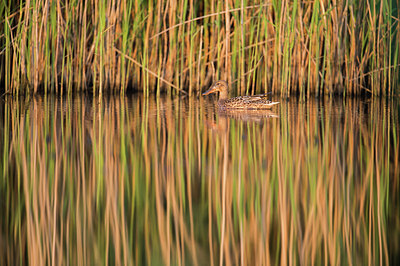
202,80,279,109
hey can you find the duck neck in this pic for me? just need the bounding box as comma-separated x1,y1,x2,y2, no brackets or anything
219,89,229,100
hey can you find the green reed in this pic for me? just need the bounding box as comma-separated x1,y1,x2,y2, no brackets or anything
0,0,399,96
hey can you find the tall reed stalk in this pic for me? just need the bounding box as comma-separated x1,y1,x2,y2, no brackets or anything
0,1,399,95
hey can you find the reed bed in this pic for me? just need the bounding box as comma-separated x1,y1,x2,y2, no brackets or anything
0,95,399,265
0,0,399,96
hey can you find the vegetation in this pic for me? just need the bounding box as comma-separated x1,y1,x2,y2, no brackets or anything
0,95,399,264
1,1,399,264
0,0,399,96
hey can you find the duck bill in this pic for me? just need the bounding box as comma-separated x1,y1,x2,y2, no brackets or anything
202,85,218,96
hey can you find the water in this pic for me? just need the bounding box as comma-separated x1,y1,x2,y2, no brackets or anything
1,95,399,265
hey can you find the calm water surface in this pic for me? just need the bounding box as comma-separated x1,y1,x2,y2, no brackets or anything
1,95,399,265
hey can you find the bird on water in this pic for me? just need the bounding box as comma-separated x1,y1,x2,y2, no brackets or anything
202,80,279,109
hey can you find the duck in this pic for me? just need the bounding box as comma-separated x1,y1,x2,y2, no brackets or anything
202,80,279,109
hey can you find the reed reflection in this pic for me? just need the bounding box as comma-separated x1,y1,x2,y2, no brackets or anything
0,95,399,265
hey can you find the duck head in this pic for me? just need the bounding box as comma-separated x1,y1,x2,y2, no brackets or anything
202,80,229,99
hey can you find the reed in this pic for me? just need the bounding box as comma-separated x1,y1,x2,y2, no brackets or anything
0,95,399,265
0,0,399,96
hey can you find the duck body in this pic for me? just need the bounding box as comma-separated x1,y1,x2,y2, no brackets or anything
203,80,279,110
217,95,279,110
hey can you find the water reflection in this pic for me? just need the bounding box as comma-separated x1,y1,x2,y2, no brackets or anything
0,95,399,265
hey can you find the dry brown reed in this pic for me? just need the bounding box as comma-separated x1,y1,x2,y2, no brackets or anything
0,1,399,96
